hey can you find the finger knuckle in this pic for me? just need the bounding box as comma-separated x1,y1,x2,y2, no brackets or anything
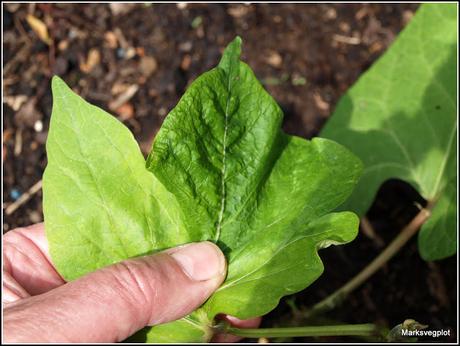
107,258,165,322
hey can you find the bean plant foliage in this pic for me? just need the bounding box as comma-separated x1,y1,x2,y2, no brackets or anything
43,37,362,342
321,4,457,261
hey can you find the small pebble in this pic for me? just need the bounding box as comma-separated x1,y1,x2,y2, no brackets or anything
139,56,158,77
179,41,193,52
104,31,118,49
34,120,43,132
30,141,39,150
181,55,192,71
58,40,69,51
158,107,167,117
115,102,135,121
273,15,282,23
116,48,126,59
68,29,78,39
29,211,42,224
10,188,21,201
266,51,283,68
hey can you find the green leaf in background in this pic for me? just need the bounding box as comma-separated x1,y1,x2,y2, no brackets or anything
43,37,362,342
321,4,457,261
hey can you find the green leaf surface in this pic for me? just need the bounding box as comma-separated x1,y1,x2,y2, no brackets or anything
418,179,457,260
43,77,191,280
44,37,362,342
320,4,457,261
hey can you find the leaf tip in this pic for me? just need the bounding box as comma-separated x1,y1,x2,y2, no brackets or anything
227,35,242,51
51,74,63,86
233,35,243,46
51,75,68,95
218,36,243,74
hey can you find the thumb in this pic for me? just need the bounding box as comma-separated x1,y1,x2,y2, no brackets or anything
4,241,226,343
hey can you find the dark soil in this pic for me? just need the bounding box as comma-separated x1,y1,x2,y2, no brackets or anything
3,3,456,342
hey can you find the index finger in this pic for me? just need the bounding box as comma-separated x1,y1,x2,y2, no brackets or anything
3,223,65,295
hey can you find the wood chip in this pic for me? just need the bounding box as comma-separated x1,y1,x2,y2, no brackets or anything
5,180,42,215
403,10,414,25
181,54,192,71
14,128,22,156
26,14,52,45
104,31,118,49
58,39,69,51
369,41,384,54
265,51,283,68
324,8,337,20
139,56,158,77
136,47,145,57
115,102,135,120
227,5,250,18
6,3,21,12
273,15,282,23
179,41,193,52
111,82,130,95
4,95,28,111
114,28,130,50
80,48,101,73
313,91,330,111
109,84,139,111
355,6,368,21
332,34,361,45
338,22,351,33
3,129,13,143
109,3,136,16
29,210,42,224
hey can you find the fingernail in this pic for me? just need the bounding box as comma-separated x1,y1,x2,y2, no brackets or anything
170,241,226,281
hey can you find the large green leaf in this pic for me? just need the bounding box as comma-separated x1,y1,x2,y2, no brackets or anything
43,37,362,342
321,4,457,261
43,78,191,281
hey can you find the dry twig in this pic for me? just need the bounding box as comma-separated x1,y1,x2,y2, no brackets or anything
5,180,43,215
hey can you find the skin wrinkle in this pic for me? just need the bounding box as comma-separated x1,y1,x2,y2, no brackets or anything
9,224,58,268
4,231,65,294
89,263,155,338
3,272,31,302
109,258,161,328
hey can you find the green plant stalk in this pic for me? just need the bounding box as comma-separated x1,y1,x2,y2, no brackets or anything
304,202,434,318
224,323,378,338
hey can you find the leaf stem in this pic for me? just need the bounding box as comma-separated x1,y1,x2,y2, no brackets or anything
304,202,434,318
224,323,378,338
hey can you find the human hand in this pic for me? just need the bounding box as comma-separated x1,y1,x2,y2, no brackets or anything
3,223,260,342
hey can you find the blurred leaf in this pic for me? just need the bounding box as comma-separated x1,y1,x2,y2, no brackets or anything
321,4,457,260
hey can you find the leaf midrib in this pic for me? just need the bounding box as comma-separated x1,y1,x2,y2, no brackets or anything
214,64,234,242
